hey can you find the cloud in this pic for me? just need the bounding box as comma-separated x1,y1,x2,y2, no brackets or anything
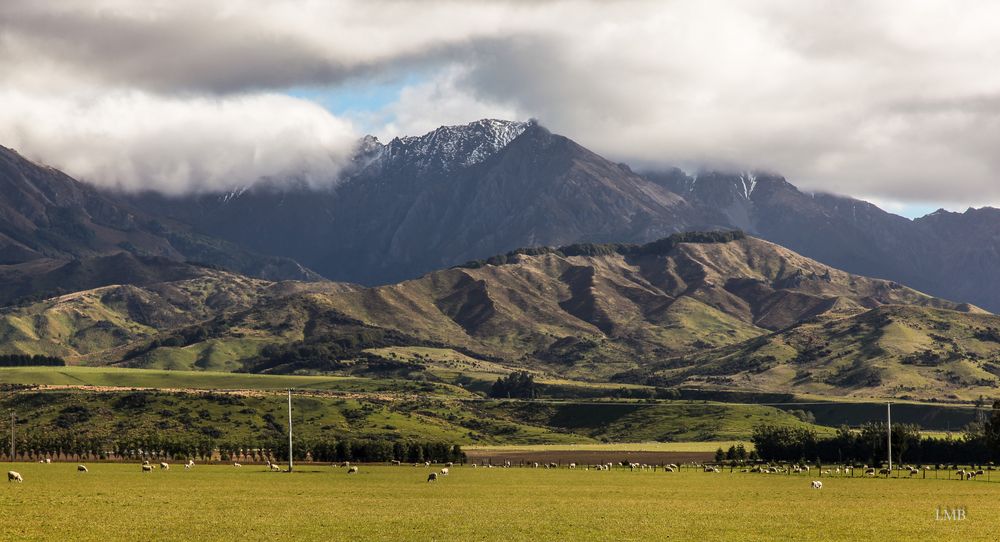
2,0,1000,206
0,90,356,194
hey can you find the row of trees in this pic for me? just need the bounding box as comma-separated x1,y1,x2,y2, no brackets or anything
0,354,65,367
0,431,465,464
752,401,1000,465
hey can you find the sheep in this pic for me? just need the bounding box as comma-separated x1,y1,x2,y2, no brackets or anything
234,463,242,468
348,466,359,474
186,460,195,469
269,464,282,472
343,461,352,468
879,468,890,477
160,462,170,470
864,468,877,477
548,462,558,469
811,481,823,489
569,463,576,470
7,471,22,483
141,465,153,473
77,465,88,473
427,472,438,482
142,460,150,466
390,460,401,466
664,466,675,473
440,468,449,476
445,462,454,468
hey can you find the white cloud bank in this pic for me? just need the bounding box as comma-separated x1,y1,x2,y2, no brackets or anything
2,0,1000,207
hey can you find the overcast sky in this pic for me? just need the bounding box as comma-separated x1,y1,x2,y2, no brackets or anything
1,0,999,215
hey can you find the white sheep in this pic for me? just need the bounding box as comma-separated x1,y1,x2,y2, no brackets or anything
77,465,88,473
348,466,359,474
440,468,449,476
234,463,242,468
141,465,153,473
569,463,576,469
160,462,170,470
427,472,438,482
7,471,22,483
811,481,823,489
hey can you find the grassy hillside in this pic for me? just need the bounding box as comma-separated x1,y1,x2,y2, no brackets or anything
0,233,996,404
627,305,1000,401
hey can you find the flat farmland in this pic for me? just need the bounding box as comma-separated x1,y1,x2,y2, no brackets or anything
0,463,996,541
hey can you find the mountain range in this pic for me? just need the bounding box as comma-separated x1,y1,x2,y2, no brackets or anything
117,119,1000,313
2,231,995,401
2,118,1000,402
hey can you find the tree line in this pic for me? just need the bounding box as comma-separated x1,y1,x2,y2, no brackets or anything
752,401,1000,465
0,354,65,367
0,431,465,464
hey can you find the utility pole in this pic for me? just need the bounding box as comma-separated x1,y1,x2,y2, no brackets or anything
9,410,14,461
287,389,293,473
887,402,892,473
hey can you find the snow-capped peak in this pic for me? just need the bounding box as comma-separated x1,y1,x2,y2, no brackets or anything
353,119,531,178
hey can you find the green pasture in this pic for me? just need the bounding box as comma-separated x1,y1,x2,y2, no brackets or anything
0,464,994,541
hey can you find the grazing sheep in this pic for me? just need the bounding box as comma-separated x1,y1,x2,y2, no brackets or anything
343,461,351,468
424,461,431,467
348,466,359,474
879,468,890,477
471,464,477,469
548,463,558,469
865,468,877,477
427,472,438,482
569,463,576,470
186,460,195,469
664,466,675,473
270,464,282,472
141,465,153,473
142,460,150,466
7,471,22,483
234,463,242,468
811,481,823,489
391,460,401,466
445,462,453,468
160,462,170,470
45,458,51,464
441,468,449,476
77,465,88,473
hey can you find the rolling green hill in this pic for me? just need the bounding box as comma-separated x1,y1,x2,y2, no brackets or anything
0,232,994,403
624,305,1000,401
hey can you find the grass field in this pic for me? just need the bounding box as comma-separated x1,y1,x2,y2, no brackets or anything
0,366,470,396
0,463,995,541
466,441,752,452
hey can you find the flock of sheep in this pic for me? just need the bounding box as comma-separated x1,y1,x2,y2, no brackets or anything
5,459,993,488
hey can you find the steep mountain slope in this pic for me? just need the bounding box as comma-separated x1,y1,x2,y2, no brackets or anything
652,170,1000,312
120,118,1000,313
127,120,712,285
625,305,1000,402
0,145,320,305
11,232,973,384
